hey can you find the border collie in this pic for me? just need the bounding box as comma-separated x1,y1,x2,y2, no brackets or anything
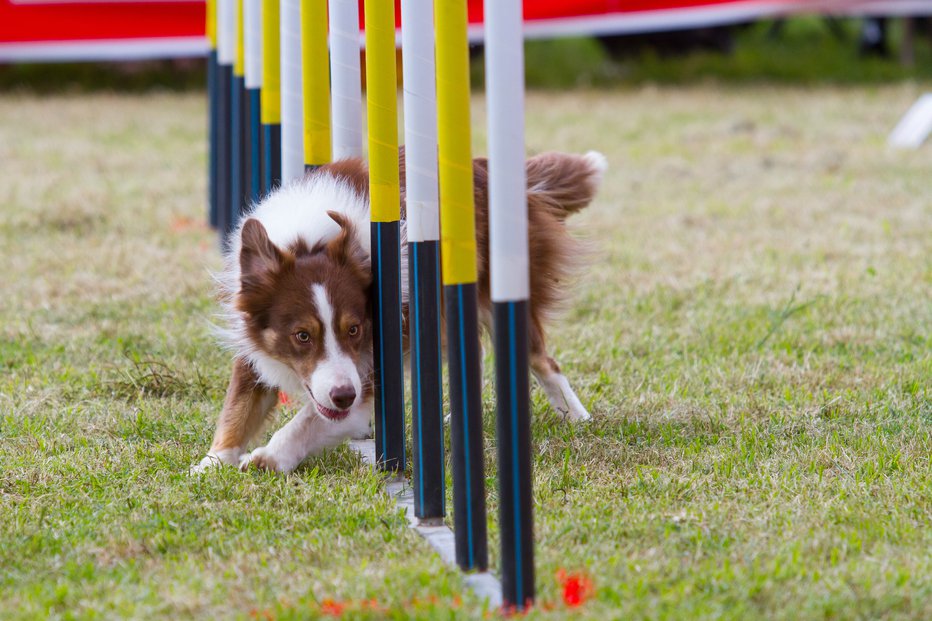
192,149,607,474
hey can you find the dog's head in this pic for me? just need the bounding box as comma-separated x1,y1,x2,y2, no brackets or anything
235,211,372,421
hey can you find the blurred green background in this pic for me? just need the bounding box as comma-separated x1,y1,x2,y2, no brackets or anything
2,16,931,93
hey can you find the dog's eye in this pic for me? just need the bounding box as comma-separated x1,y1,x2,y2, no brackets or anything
348,325,359,337
295,331,311,344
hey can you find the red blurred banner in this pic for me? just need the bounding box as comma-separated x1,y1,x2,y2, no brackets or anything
1,0,930,62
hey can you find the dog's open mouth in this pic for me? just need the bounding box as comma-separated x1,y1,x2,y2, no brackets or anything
315,402,351,421
305,387,351,421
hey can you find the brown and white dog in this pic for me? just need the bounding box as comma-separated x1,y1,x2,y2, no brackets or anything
192,149,606,474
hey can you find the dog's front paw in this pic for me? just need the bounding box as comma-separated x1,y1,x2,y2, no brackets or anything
348,416,374,440
550,392,591,422
189,448,244,474
239,448,284,473
540,376,592,423
564,402,592,422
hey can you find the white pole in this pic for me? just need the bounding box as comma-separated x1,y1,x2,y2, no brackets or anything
485,0,528,302
217,0,236,66
244,0,262,90
328,0,363,159
401,0,438,243
485,2,536,607
280,0,304,182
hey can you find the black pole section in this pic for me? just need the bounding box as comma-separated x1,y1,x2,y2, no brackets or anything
410,240,445,520
229,75,244,236
207,50,219,229
494,300,535,609
216,63,232,244
238,78,250,217
371,220,406,471
260,123,268,195
262,124,282,195
446,282,488,571
246,88,262,204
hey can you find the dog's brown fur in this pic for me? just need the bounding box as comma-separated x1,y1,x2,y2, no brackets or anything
210,359,279,454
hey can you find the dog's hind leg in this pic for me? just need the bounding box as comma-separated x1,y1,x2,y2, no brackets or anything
528,318,591,422
190,358,278,472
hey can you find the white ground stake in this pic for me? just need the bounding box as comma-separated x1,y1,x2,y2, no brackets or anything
349,439,503,608
888,93,932,149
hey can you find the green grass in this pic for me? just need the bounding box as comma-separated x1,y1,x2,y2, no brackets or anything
2,83,932,619
502,18,932,88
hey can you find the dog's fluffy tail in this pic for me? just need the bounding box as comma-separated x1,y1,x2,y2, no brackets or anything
526,150,607,220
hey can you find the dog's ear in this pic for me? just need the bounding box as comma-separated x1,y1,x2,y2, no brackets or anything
240,218,284,276
325,211,372,287
239,219,288,300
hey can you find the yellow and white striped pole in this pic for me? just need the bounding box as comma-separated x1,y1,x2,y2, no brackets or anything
244,0,263,202
207,0,220,228
301,0,331,170
364,0,405,471
231,0,247,225
435,0,488,572
260,0,281,192
216,0,236,239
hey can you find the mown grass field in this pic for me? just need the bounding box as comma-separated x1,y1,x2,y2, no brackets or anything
2,82,931,619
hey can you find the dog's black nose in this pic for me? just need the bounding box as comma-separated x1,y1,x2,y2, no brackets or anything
329,385,356,410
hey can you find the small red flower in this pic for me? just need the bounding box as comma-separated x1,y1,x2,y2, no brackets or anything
278,391,292,406
556,569,594,608
170,215,203,233
360,598,383,612
320,599,345,617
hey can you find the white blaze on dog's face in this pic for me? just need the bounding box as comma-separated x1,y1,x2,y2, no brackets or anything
235,213,373,421
307,283,363,419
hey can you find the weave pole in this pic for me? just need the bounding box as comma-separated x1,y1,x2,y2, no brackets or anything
364,0,405,472
484,0,535,609
280,0,304,184
232,0,248,224
328,0,362,159
401,0,444,521
216,0,235,239
301,0,331,172
260,0,282,194
206,0,219,228
435,0,488,572
244,0,263,204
